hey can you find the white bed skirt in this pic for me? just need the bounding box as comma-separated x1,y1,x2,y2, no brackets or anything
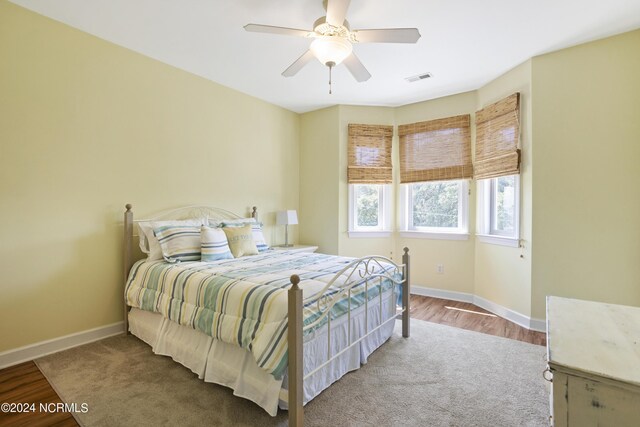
128,289,396,416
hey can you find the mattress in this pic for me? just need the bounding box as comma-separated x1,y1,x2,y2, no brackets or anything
125,251,400,379
128,285,396,416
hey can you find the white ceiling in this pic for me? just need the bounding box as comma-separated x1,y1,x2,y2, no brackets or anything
10,0,640,113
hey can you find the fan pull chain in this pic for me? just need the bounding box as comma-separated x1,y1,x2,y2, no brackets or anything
326,61,336,95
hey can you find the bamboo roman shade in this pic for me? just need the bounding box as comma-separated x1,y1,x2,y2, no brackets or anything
347,124,394,184
475,93,521,180
398,115,472,183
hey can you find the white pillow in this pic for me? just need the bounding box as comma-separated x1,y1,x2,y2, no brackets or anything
154,224,202,262
138,219,204,261
201,226,233,261
250,224,270,252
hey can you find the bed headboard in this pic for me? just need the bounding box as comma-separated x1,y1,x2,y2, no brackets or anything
124,204,258,276
122,204,258,331
129,205,257,224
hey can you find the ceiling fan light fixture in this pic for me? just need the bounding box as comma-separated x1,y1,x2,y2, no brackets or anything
310,36,352,66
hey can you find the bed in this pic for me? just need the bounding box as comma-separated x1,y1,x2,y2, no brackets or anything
122,204,410,426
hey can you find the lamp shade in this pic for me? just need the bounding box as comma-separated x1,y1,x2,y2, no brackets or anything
276,210,298,225
310,36,352,66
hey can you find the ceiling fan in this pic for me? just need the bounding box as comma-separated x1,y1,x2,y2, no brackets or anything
244,0,421,93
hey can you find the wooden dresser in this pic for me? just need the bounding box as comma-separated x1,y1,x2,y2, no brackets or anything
546,296,640,426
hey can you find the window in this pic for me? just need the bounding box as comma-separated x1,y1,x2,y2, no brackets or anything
401,180,469,239
398,115,473,184
398,114,472,240
475,92,520,180
477,174,520,246
490,175,517,236
347,123,393,238
349,184,391,237
355,185,381,227
475,93,521,247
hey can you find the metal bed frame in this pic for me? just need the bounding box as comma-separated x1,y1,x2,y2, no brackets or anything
122,204,410,426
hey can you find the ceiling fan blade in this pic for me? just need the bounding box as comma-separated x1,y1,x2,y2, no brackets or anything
282,50,316,77
244,24,312,38
326,0,351,27
343,53,371,82
352,28,421,43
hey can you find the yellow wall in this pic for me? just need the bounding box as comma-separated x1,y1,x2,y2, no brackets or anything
530,29,640,318
299,106,340,254
0,2,300,352
474,60,533,317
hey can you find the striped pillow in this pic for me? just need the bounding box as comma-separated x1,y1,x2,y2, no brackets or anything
200,226,233,262
250,224,270,252
153,224,202,262
139,219,204,261
220,220,270,252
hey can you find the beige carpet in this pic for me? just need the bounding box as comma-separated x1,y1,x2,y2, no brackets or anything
36,319,548,426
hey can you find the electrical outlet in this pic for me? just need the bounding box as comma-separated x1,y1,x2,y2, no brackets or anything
436,264,444,274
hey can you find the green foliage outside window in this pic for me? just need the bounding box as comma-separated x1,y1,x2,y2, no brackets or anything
411,182,459,228
356,185,380,227
495,176,515,232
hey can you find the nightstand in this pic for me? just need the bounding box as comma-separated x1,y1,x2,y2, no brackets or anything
271,245,318,253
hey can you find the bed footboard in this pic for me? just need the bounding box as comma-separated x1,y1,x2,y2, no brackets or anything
288,275,303,426
287,248,410,426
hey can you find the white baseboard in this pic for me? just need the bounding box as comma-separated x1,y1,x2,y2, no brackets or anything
410,285,474,304
410,285,546,333
472,295,545,332
528,317,547,333
0,322,124,369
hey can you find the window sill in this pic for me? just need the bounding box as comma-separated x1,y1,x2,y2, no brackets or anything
476,234,520,248
348,231,392,238
399,231,469,241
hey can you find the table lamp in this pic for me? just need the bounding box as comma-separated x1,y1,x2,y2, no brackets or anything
276,210,298,247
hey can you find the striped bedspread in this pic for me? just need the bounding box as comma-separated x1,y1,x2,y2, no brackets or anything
125,250,399,379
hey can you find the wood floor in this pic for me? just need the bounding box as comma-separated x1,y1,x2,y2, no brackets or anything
0,361,77,427
410,295,546,346
0,295,545,426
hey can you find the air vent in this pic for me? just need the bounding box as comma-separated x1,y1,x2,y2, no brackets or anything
405,72,433,83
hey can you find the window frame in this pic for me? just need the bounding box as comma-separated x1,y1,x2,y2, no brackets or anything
477,174,520,247
400,179,470,240
348,183,392,238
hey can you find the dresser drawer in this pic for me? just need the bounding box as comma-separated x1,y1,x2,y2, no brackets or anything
552,370,640,427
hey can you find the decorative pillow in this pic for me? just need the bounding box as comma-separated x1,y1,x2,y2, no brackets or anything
139,219,204,261
250,224,269,252
153,224,202,262
222,224,259,258
200,226,233,262
220,219,270,252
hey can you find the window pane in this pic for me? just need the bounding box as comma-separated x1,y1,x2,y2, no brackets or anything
493,176,516,232
356,185,380,227
411,182,459,228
